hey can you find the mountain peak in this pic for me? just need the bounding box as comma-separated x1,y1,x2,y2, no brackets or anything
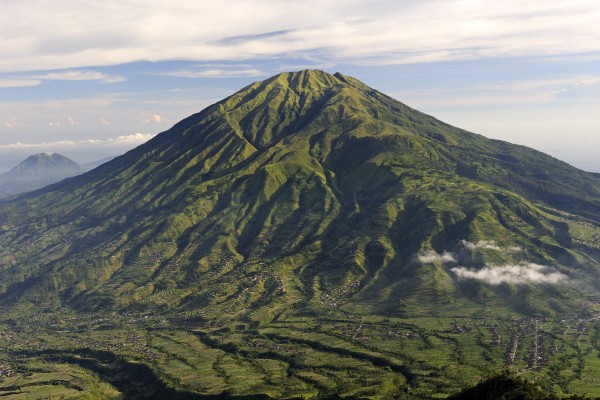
260,69,374,95
20,152,77,165
4,152,83,178
27,152,60,161
0,152,85,197
271,69,344,91
1,70,600,319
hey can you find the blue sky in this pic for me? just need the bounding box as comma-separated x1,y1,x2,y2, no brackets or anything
1,0,600,172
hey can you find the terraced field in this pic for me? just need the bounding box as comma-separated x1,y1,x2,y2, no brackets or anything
1,308,599,399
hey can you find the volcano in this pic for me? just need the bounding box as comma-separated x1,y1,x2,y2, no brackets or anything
2,70,600,398
1,70,599,317
0,152,84,197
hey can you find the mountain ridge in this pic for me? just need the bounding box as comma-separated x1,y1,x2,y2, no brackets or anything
0,69,599,317
1,70,599,398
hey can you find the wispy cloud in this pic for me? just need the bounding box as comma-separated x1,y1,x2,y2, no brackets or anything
29,70,125,84
417,250,457,264
460,240,501,251
417,240,524,264
106,133,155,145
161,68,265,79
0,79,41,88
451,263,568,285
485,76,600,91
460,240,522,253
140,112,170,124
1,1,599,72
4,116,22,128
0,140,78,149
448,239,563,284
0,133,154,150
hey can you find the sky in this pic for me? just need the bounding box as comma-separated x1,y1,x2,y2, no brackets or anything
1,0,600,173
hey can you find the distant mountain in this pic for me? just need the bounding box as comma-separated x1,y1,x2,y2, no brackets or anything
82,156,117,171
0,153,84,198
0,70,598,318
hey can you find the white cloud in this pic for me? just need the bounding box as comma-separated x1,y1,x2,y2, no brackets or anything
100,75,127,84
451,263,568,285
460,240,502,251
99,116,111,125
1,1,599,72
459,240,523,253
385,73,600,112
0,140,77,149
0,79,41,88
29,70,125,84
485,76,600,91
106,133,155,145
141,112,171,125
81,139,103,145
41,98,114,110
0,133,154,150
417,250,457,264
397,91,562,109
161,68,265,78
4,116,21,128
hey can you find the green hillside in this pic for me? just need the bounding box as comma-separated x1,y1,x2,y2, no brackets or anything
0,70,599,398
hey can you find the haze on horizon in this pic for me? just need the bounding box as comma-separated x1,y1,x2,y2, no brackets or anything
1,0,600,173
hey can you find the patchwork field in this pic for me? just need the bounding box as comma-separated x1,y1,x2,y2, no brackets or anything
1,308,598,399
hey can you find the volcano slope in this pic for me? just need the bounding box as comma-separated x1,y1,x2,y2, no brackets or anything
0,70,599,399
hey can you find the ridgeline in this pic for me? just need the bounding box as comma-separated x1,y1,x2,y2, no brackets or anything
0,70,599,398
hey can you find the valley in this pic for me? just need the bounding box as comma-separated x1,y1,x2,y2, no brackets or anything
0,308,599,399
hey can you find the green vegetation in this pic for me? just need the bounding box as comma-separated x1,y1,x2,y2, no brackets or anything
0,312,599,398
450,372,597,400
0,70,599,398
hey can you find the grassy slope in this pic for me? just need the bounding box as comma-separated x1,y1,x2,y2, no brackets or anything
1,70,600,398
0,70,599,316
